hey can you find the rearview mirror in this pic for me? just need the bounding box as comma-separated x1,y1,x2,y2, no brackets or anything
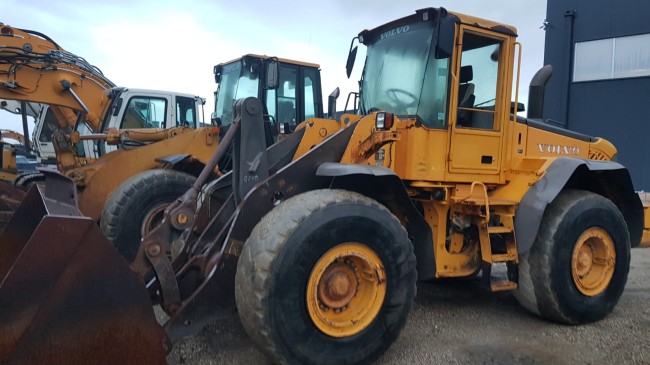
213,65,222,83
435,8,455,59
346,44,358,79
266,59,279,89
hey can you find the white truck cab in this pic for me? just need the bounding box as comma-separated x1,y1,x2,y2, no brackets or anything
33,88,205,163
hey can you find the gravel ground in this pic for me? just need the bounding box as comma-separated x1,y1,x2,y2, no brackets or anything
169,248,650,365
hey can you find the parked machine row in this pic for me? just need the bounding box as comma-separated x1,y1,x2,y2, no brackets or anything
1,7,649,365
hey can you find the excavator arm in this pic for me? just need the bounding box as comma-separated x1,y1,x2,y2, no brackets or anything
0,130,25,145
0,23,115,132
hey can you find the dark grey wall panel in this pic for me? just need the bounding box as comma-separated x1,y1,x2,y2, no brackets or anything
543,0,650,189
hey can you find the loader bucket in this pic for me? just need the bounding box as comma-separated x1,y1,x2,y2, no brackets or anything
0,182,25,233
0,173,168,365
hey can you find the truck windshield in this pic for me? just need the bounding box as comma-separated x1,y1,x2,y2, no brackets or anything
361,21,450,128
214,61,260,126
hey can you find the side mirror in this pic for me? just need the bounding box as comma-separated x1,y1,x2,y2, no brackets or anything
328,87,340,119
346,43,358,79
435,8,455,59
213,65,222,83
266,59,279,89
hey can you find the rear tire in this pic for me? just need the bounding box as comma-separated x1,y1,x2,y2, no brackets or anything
235,189,417,365
514,190,630,324
100,169,195,262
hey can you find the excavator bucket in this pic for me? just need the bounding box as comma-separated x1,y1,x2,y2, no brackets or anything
0,172,168,365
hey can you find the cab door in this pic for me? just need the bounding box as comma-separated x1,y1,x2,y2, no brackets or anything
448,28,509,175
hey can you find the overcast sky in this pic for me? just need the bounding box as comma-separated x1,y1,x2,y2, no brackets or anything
1,0,548,136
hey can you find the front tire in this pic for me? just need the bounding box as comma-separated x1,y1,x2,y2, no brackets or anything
514,190,630,324
100,169,195,262
235,189,417,365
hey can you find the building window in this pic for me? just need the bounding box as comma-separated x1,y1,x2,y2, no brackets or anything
574,33,650,82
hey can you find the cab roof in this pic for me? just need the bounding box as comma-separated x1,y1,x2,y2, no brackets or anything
216,54,320,69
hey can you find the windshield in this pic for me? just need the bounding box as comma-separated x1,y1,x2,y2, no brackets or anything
214,61,260,126
361,21,450,128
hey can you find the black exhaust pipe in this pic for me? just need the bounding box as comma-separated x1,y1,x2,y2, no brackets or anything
527,65,553,120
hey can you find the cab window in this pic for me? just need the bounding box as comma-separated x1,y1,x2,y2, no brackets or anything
176,96,196,128
277,66,297,126
303,67,319,120
456,31,502,130
120,97,166,129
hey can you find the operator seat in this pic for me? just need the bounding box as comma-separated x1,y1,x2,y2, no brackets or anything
457,65,475,127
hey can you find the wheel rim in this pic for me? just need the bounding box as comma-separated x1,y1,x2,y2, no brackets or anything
140,202,169,237
306,243,386,338
571,227,616,297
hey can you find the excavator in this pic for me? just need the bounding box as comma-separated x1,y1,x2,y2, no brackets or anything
2,7,649,365
0,21,209,238
0,22,207,175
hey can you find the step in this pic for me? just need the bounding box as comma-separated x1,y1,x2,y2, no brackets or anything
481,262,519,292
490,281,518,292
491,253,517,262
487,226,513,234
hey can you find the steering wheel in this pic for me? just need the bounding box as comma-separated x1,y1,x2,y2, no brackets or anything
386,88,418,108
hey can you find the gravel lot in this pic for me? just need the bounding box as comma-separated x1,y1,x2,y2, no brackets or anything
169,248,650,365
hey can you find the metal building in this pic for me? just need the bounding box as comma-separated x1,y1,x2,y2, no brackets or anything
543,0,650,190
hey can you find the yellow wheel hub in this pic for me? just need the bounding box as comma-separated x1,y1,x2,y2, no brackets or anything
306,243,386,337
571,227,616,297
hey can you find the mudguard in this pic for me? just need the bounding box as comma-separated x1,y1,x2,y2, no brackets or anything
515,157,644,253
317,162,437,281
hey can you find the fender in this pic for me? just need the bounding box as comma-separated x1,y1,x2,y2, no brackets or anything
155,154,206,177
155,154,192,167
515,157,644,253
317,162,437,281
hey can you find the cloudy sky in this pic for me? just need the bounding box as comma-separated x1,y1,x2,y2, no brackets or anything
1,0,547,135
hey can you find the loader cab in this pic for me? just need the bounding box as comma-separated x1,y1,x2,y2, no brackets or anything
212,54,323,139
354,8,517,183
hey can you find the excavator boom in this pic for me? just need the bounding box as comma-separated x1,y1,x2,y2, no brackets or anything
0,23,115,132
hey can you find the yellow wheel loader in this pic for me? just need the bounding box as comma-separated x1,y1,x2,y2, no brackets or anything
1,7,649,365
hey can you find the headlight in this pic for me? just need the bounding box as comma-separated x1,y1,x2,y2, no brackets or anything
375,112,394,130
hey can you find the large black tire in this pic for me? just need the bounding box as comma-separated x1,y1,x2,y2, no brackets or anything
514,189,630,324
100,169,195,262
235,189,417,365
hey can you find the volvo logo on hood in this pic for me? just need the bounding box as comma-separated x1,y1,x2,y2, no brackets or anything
537,143,580,155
